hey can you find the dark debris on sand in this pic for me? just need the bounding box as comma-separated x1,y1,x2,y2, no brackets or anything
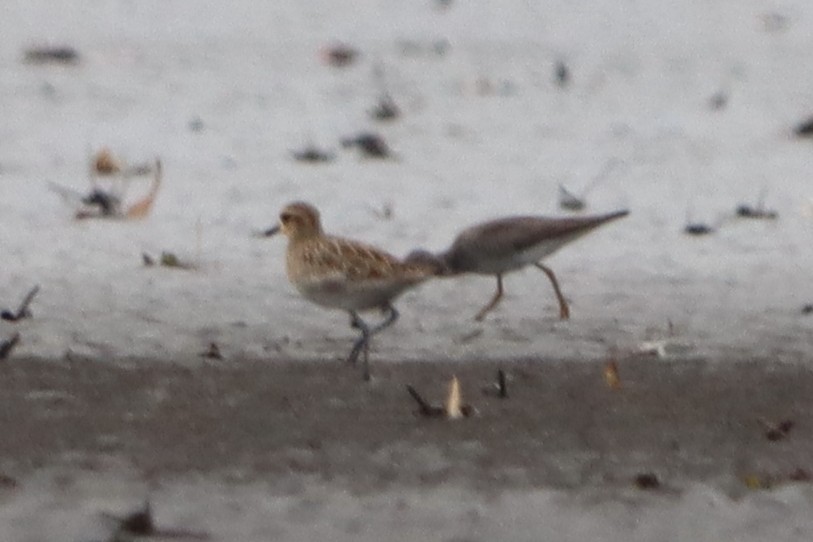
340,133,392,159
794,117,813,138
23,46,80,65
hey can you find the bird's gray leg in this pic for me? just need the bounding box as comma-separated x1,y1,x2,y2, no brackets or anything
534,262,570,320
474,274,504,321
347,305,399,381
370,304,399,335
348,311,370,367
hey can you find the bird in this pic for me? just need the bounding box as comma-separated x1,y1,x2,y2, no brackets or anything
406,210,629,321
265,201,435,380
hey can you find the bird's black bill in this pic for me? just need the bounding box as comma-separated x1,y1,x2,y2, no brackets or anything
262,224,281,237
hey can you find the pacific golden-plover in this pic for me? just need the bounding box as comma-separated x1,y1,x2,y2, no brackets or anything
266,201,435,380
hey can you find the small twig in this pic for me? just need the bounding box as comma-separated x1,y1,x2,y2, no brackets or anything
0,333,20,360
408,380,475,419
498,369,508,398
1,285,40,321
406,385,443,417
483,369,510,398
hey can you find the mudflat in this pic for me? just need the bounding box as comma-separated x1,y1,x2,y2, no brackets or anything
3,356,811,494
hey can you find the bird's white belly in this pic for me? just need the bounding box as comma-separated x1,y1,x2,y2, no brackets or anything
295,277,410,311
512,237,576,268
472,240,566,274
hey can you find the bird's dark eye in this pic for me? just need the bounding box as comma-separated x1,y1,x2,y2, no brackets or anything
280,213,293,223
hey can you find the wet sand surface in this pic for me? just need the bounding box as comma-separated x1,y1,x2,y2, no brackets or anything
3,356,812,491
3,356,813,541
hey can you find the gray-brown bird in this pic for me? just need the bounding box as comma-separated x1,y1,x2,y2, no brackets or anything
407,210,629,321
